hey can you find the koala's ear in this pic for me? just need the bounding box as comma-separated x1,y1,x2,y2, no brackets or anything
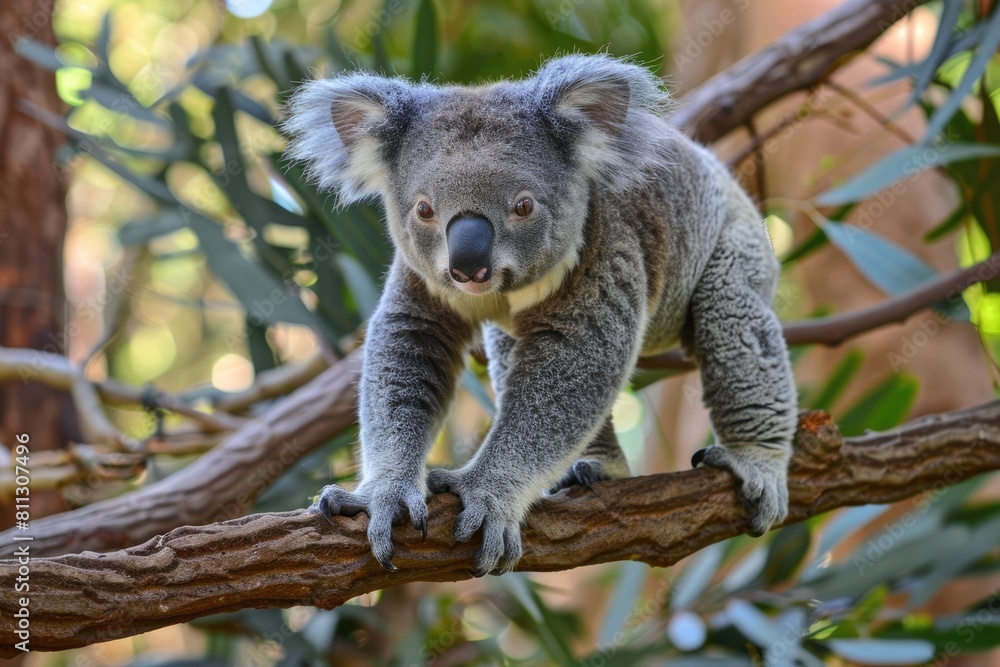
282,75,416,205
541,64,632,137
533,55,672,191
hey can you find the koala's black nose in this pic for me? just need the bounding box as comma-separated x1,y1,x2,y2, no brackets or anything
446,215,494,284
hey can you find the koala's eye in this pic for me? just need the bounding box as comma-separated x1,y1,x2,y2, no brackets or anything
514,197,534,218
416,201,435,220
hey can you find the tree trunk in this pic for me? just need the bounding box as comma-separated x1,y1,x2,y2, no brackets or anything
0,0,71,513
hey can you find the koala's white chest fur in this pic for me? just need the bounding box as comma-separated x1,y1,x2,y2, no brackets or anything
426,247,579,334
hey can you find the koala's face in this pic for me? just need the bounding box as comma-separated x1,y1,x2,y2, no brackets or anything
384,88,589,296
284,55,670,298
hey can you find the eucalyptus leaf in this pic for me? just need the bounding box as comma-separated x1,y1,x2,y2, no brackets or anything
726,599,782,647
820,221,970,320
186,212,321,329
925,6,1000,140
599,561,648,645
119,211,188,246
826,638,935,665
908,0,964,107
412,0,438,78
815,142,1000,208
14,38,64,71
671,542,725,610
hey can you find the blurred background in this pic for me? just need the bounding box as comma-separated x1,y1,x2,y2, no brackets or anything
2,0,1000,664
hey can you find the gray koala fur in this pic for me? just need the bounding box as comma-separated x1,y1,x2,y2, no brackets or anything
283,54,798,575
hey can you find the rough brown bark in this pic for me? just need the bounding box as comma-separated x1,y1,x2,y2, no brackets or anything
0,0,72,530
1,402,998,655
669,0,929,142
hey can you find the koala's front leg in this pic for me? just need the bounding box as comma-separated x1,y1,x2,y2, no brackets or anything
310,265,473,570
687,224,797,537
430,280,644,574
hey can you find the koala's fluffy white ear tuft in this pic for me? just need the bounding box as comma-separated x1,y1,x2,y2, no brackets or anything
282,75,415,205
534,54,674,192
554,75,632,137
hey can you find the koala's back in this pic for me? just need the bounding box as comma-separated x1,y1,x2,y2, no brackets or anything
590,118,773,355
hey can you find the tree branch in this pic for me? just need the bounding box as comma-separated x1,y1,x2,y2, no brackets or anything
670,0,929,142
2,402,998,656
2,251,997,557
640,252,1000,370
0,350,362,559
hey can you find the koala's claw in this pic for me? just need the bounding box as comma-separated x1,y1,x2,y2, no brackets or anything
308,481,427,572
547,459,614,494
691,446,789,537
427,468,525,575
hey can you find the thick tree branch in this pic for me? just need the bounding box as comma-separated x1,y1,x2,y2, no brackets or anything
2,251,997,557
670,0,928,142
2,402,998,655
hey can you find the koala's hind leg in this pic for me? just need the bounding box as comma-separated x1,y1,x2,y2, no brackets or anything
686,221,797,537
548,418,630,494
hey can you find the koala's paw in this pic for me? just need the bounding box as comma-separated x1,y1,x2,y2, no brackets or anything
427,468,525,576
546,459,620,494
308,481,427,571
692,446,789,537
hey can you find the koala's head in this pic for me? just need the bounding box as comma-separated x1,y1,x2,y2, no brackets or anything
284,55,670,297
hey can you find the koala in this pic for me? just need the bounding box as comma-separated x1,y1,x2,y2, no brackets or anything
284,54,797,575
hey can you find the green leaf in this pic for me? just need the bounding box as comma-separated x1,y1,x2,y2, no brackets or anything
820,220,970,320
81,79,167,126
826,639,935,665
924,6,1000,141
598,561,648,645
805,505,889,578
334,253,379,320
119,211,187,246
763,523,811,584
499,573,543,623
808,349,863,412
780,227,827,265
79,143,175,204
324,26,355,70
908,0,964,108
837,374,918,437
185,212,322,330
412,0,438,79
671,542,724,610
815,142,1000,207
726,599,781,647
908,514,1000,608
372,32,390,74
250,35,291,91
246,319,277,374
13,38,64,71
629,368,677,391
